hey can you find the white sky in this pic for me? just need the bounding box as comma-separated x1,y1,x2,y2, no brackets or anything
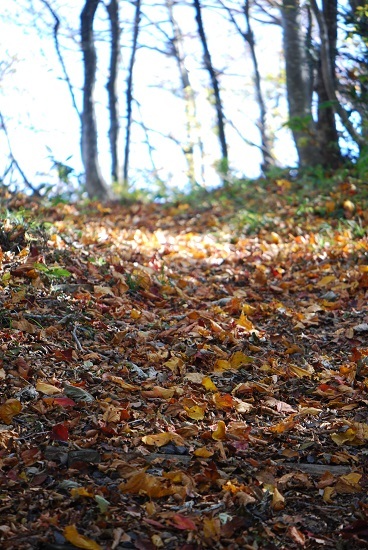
0,0,297,195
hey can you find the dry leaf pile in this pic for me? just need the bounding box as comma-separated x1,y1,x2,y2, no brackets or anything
0,180,367,549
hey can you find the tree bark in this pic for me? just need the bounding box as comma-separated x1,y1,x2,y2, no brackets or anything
242,0,274,171
167,0,205,186
81,0,112,200
123,0,141,187
310,0,364,151
106,0,120,183
281,0,321,167
315,0,341,168
193,0,228,167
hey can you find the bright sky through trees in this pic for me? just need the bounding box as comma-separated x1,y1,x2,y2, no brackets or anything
0,0,298,195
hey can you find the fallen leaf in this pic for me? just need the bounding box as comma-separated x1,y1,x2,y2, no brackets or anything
0,399,22,424
36,381,61,395
64,524,102,550
142,432,184,447
212,420,226,440
272,487,285,510
170,514,197,531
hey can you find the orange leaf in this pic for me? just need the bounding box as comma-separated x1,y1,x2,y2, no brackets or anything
213,393,234,410
270,416,297,434
0,399,22,425
212,420,226,440
119,471,180,498
141,386,175,399
64,525,102,550
184,405,206,420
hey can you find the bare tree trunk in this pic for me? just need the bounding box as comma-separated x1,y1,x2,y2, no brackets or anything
80,0,112,200
167,0,204,186
242,0,274,171
281,0,321,167
310,0,364,150
123,0,141,187
106,0,120,183
314,0,341,168
193,0,228,166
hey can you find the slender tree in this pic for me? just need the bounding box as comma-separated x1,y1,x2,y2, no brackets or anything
106,0,121,183
123,0,141,186
166,0,205,186
218,0,274,172
81,0,112,199
193,0,228,167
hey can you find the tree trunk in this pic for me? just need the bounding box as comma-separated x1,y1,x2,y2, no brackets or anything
315,0,341,168
167,0,205,186
80,0,112,200
242,0,274,172
310,0,364,151
281,0,321,167
193,0,228,167
106,0,120,183
123,0,141,187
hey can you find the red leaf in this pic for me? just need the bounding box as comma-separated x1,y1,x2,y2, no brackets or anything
170,514,197,531
51,423,69,442
53,397,77,408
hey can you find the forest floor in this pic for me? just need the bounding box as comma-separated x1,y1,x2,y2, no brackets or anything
0,174,367,549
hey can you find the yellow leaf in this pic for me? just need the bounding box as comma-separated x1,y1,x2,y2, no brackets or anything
201,376,218,392
142,432,184,447
288,364,314,378
335,473,362,494
272,487,285,511
236,312,254,331
130,308,141,319
203,516,221,539
164,357,184,372
316,275,335,288
64,525,102,550
36,382,61,395
323,486,335,503
242,303,256,315
212,420,226,440
230,351,254,369
184,405,205,421
0,399,22,425
331,429,356,446
194,447,214,458
213,359,231,372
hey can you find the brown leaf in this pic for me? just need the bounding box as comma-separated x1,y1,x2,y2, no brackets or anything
0,399,22,424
